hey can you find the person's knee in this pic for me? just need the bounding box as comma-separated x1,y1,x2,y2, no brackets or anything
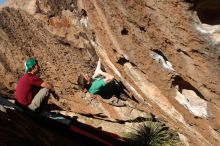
42,88,50,96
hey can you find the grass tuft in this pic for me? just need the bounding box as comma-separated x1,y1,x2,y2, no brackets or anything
126,121,179,146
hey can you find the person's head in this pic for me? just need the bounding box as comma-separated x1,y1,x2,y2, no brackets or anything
24,58,40,74
77,74,92,91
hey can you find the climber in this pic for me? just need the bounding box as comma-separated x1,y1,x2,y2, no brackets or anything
77,58,126,107
16,58,54,112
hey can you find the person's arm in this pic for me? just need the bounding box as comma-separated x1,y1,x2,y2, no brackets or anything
41,82,54,90
98,70,114,84
92,58,102,79
92,58,114,83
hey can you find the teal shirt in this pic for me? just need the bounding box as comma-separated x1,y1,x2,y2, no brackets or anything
88,78,106,94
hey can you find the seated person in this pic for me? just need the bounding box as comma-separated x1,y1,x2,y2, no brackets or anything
16,58,54,112
77,58,126,107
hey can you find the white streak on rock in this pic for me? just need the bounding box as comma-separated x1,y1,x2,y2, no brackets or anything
197,24,220,45
175,89,208,118
178,133,189,146
80,16,88,28
150,51,175,71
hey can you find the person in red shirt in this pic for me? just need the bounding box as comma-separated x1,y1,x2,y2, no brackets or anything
16,58,53,111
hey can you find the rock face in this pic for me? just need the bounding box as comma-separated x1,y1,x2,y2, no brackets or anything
0,0,220,145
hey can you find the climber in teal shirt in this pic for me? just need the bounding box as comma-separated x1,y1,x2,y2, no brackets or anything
88,77,106,94
77,58,127,107
77,58,114,95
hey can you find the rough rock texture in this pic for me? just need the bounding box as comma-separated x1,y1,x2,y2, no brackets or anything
0,0,220,145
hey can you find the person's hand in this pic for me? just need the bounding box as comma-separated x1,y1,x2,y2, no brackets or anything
97,58,101,65
41,82,53,90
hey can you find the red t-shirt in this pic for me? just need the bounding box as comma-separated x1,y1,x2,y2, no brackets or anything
16,73,43,106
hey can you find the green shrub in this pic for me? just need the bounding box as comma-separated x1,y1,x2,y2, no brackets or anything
126,121,179,146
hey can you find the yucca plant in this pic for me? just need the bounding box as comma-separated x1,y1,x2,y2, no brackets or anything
126,121,179,146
